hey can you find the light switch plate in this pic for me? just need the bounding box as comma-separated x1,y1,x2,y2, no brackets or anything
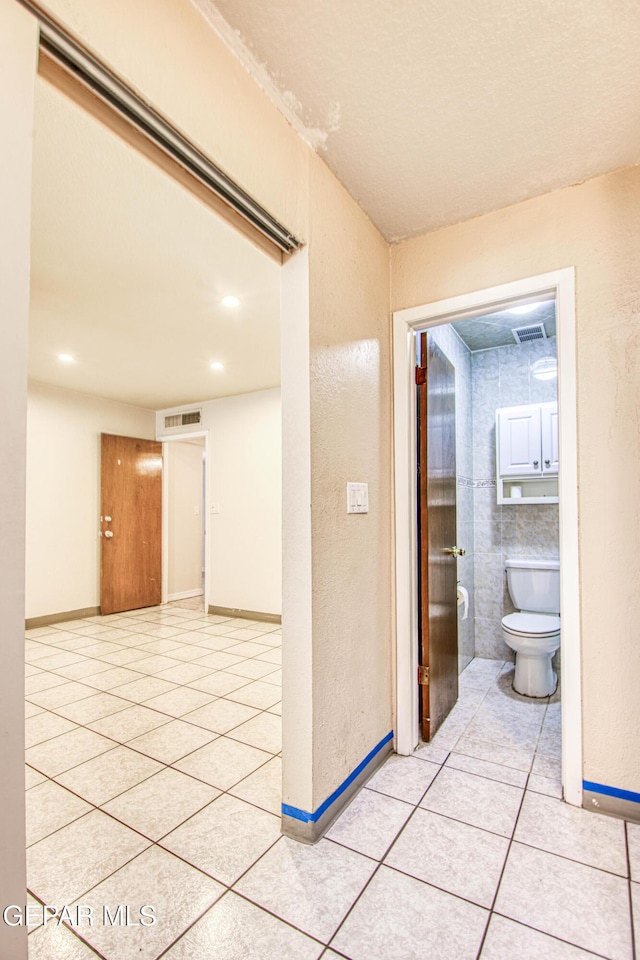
347,482,369,514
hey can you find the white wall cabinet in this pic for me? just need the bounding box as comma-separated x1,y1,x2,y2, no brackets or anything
541,403,559,474
496,401,558,503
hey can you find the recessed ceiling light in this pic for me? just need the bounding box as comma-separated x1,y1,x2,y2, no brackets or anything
210,361,224,371
509,302,543,315
57,353,76,363
222,295,240,308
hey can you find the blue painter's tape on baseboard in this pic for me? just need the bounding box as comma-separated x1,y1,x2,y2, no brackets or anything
282,730,394,824
583,780,640,805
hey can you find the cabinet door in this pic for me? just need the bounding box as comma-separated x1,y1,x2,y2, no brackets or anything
541,403,559,475
497,405,542,476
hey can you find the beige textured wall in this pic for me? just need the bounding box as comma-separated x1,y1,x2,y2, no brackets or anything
308,155,393,807
157,389,282,616
0,3,37,955
391,165,640,793
207,389,282,616
26,381,156,618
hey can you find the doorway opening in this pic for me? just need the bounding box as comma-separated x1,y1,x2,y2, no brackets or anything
162,435,207,610
23,52,288,950
393,269,582,807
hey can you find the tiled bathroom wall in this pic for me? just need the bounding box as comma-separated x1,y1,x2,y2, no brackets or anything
471,337,559,660
427,325,474,671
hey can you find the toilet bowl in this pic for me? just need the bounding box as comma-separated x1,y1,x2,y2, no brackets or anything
501,559,561,697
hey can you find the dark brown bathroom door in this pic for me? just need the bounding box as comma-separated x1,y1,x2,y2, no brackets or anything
100,433,162,614
417,332,459,741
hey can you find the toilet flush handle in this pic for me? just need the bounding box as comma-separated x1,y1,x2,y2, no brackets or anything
444,546,466,558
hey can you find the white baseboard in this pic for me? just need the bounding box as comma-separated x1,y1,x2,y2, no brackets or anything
167,589,204,601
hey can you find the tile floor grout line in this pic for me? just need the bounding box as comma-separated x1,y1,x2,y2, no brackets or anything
29,832,228,930
25,704,174,752
31,615,626,960
323,761,453,952
501,834,632,879
416,793,524,844
103,745,280,843
175,688,283,735
28,746,214,853
472,764,532,960
31,695,280,799
160,752,280,819
27,836,155,918
153,886,326,960
320,761,434,866
489,909,619,960
472,687,554,960
25,605,284,876
36,657,281,744
374,858,499,916
625,821,638,960
26,741,122,782
26,901,109,959
36,636,280,679
26,805,99,851
28,617,281,676
33,728,280,831
325,860,386,953
442,754,530,789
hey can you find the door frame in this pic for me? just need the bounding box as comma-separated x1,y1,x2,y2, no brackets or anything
392,267,582,807
161,430,210,609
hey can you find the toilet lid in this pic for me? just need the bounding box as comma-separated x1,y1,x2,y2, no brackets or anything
502,612,561,637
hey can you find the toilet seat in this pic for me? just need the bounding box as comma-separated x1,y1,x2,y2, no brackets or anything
502,612,560,637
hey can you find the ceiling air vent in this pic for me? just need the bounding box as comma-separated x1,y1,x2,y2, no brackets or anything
164,410,202,429
512,323,547,345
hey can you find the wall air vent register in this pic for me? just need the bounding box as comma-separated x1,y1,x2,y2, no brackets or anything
512,323,547,344
164,410,202,429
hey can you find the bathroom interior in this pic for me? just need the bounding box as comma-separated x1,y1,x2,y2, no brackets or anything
422,297,562,782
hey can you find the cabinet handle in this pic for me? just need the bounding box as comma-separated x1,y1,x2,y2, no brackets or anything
532,460,539,468
544,459,551,467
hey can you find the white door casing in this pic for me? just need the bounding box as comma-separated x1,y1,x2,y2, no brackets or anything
392,268,582,807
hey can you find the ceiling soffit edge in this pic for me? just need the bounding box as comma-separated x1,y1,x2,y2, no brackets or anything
190,0,331,152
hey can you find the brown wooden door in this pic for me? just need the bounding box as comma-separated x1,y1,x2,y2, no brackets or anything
417,332,459,741
100,434,163,615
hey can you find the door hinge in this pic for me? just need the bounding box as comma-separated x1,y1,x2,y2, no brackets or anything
415,366,427,386
418,664,430,685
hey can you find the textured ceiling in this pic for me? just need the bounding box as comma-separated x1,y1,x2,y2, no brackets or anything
451,300,556,352
30,78,280,410
195,0,640,241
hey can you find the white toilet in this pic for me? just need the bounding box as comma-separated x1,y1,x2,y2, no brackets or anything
501,558,561,697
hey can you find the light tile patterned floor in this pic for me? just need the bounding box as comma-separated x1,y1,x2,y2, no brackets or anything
25,612,638,960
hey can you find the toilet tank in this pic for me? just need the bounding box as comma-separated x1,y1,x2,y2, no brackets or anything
505,558,560,614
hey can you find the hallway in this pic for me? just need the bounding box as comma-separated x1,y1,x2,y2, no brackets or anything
24,609,637,959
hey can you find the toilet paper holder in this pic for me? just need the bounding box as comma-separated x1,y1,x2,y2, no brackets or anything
457,583,469,620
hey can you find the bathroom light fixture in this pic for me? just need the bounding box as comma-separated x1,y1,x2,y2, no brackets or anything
222,295,240,308
57,353,76,363
509,301,544,315
210,361,224,371
531,356,558,380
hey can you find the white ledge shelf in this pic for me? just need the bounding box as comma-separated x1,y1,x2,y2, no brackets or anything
498,477,559,505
